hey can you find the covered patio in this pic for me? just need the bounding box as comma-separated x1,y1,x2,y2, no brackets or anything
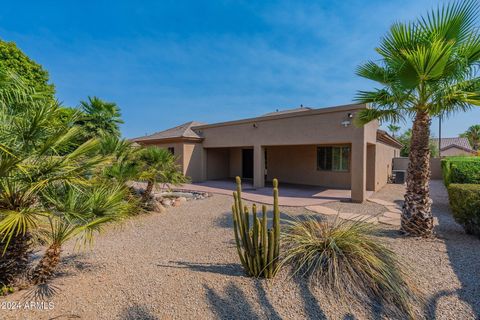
176,179,373,207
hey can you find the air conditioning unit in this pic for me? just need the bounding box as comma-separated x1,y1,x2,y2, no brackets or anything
392,170,406,184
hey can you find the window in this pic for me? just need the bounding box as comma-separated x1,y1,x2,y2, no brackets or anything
168,147,175,155
317,146,350,171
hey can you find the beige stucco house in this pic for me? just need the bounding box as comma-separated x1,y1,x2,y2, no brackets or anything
133,103,402,202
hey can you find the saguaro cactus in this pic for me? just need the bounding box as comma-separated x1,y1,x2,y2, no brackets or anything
232,176,281,278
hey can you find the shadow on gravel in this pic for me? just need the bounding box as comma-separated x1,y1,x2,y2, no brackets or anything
120,303,158,320
293,277,327,320
425,181,480,319
205,278,330,320
157,261,245,277
22,283,60,301
204,281,282,320
204,282,260,319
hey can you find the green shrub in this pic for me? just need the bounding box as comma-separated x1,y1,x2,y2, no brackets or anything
448,184,480,237
442,157,480,186
281,216,420,318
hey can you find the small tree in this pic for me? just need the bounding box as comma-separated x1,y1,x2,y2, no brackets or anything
31,183,132,284
0,40,55,98
460,124,480,150
77,96,124,140
137,147,188,203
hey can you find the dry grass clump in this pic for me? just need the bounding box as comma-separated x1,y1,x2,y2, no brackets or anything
281,216,422,319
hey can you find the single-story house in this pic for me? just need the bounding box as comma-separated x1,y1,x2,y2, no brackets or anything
132,103,402,202
431,137,476,157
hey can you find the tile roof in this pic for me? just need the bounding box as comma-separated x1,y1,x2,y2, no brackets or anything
132,121,205,142
431,137,473,151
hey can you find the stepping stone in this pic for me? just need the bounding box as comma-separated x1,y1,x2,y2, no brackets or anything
383,211,401,218
386,206,402,214
378,215,401,226
305,205,339,216
367,198,396,207
338,212,378,224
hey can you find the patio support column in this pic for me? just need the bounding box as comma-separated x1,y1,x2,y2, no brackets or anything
351,141,366,203
253,145,265,188
200,148,208,181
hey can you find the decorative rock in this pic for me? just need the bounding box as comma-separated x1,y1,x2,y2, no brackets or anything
305,205,339,216
177,197,187,203
378,215,401,226
162,199,173,207
152,201,166,213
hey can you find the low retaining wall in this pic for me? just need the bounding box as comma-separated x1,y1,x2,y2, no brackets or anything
392,157,443,180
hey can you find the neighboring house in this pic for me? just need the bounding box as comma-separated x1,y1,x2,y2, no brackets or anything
431,137,476,157
132,104,402,202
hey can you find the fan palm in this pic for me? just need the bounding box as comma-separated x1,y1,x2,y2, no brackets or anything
460,124,480,150
77,96,124,139
387,124,401,138
98,136,140,184
31,183,132,284
355,0,480,236
137,146,188,203
0,70,108,285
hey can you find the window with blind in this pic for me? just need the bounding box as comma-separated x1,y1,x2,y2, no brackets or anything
317,146,350,172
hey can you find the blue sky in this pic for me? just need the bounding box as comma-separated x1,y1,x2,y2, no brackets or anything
1,0,479,138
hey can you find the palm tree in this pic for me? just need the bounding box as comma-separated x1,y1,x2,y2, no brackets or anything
31,183,132,284
387,124,401,138
78,96,124,139
460,124,480,150
355,0,480,237
137,147,189,203
0,69,109,285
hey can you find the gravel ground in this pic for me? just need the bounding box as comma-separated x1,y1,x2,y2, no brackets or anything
2,181,479,319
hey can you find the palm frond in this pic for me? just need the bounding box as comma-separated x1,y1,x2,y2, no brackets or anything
354,108,405,126
419,0,479,44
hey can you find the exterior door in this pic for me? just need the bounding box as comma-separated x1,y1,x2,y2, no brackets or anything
242,149,254,179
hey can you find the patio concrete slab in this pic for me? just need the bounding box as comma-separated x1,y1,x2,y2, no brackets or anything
382,211,401,218
305,205,339,216
378,215,401,226
385,206,402,214
367,198,397,207
177,180,365,207
338,212,378,224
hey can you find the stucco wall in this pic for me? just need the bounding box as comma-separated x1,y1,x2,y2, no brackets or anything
197,105,375,148
229,147,243,178
206,148,230,180
183,143,204,182
392,157,443,180
265,145,351,188
374,142,397,191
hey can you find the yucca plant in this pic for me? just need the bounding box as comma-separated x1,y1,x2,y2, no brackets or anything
281,216,420,319
31,182,133,284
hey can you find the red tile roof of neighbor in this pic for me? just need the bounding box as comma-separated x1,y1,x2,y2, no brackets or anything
430,137,474,152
